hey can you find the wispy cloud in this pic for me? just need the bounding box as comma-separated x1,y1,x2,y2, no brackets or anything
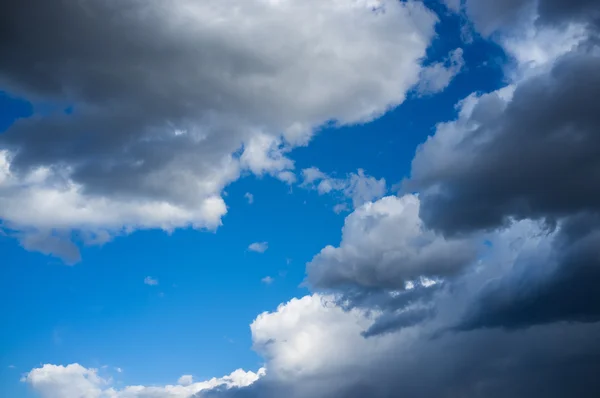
244,192,254,204
144,276,158,286
261,276,274,285
248,242,268,253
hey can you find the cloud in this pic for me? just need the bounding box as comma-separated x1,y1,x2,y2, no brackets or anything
416,48,465,95
244,193,254,205
300,168,387,210
24,218,600,398
261,276,274,285
178,375,194,387
306,195,478,335
23,363,264,398
406,51,600,235
249,294,394,379
464,0,600,37
248,242,268,254
202,291,600,398
307,195,478,292
457,214,600,331
18,230,82,265
144,276,159,286
0,0,438,262
442,0,462,13
332,203,349,214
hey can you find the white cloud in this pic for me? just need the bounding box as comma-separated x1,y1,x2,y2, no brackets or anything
333,203,349,214
22,364,106,398
261,276,274,285
1,0,438,262
442,0,462,12
177,375,193,387
23,363,264,398
500,22,587,80
300,168,387,210
417,48,465,95
244,192,254,204
144,276,159,286
250,294,397,379
249,242,269,253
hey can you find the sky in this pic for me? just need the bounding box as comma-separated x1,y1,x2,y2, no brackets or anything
1,0,600,397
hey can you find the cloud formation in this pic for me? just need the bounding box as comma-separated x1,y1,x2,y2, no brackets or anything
416,48,465,95
0,0,438,262
407,51,600,234
14,1,600,398
23,363,264,398
300,167,387,211
248,242,269,254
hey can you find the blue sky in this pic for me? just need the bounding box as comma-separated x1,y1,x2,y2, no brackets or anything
2,1,600,398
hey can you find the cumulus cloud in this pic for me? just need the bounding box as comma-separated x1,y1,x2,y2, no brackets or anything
23,363,264,398
307,195,478,292
248,242,269,254
300,168,387,210
306,195,478,335
0,0,438,262
204,290,600,398
178,375,194,387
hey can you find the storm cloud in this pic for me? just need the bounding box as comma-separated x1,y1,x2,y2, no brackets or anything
407,51,600,234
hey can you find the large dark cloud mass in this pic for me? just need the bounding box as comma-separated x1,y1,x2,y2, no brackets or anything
464,0,600,35
458,215,600,331
408,52,600,234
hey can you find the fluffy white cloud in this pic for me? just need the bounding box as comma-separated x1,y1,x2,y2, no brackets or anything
248,242,269,253
0,0,438,262
177,375,194,387
250,294,398,380
23,363,264,398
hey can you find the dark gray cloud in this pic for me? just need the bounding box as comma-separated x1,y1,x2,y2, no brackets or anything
464,0,600,36
407,51,600,235
202,323,600,398
306,195,478,335
458,215,600,331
